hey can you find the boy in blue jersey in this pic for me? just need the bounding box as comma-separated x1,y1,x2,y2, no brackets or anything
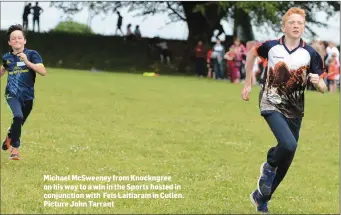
1,24,47,160
241,8,327,213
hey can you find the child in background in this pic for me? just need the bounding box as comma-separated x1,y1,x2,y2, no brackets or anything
327,53,340,93
225,47,240,83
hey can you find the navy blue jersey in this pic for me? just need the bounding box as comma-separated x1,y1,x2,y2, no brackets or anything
2,48,43,101
255,35,326,118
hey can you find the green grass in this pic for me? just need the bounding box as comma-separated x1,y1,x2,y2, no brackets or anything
1,68,339,214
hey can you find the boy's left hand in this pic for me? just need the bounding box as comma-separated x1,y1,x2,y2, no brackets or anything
309,73,320,84
16,52,28,63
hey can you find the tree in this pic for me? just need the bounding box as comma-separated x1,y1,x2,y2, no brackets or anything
50,1,339,43
51,20,94,34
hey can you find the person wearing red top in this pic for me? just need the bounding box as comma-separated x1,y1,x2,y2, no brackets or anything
207,49,213,78
224,47,240,83
194,40,206,77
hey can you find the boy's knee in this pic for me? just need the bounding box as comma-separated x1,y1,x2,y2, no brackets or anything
13,116,23,124
282,139,297,152
11,107,24,119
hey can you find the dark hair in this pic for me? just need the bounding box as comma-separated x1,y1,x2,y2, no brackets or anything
6,24,25,41
322,41,329,49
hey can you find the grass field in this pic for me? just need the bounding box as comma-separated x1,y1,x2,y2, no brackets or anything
1,68,339,214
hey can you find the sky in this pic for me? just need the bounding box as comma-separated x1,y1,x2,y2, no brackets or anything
1,1,340,44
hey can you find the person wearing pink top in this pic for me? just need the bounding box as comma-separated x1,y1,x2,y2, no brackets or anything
230,38,247,80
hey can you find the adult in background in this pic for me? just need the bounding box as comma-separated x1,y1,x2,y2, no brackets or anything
115,11,123,35
326,41,339,65
311,41,328,90
22,3,31,31
32,2,43,32
194,40,206,77
211,39,225,80
156,39,171,65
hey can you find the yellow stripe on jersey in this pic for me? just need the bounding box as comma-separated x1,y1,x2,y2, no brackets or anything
8,69,29,75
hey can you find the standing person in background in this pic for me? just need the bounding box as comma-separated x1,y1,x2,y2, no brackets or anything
32,2,43,32
115,11,123,35
327,53,340,93
326,41,340,65
212,39,225,80
126,24,133,40
321,41,329,66
311,40,328,90
224,47,239,83
206,48,213,78
231,38,246,81
156,39,171,65
22,3,32,31
194,40,206,77
325,41,340,90
134,25,141,39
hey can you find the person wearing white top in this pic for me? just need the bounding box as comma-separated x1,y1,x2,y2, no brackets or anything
325,41,340,66
211,40,225,79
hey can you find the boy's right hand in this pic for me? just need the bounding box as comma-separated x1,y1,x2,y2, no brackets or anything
0,66,7,77
241,84,252,101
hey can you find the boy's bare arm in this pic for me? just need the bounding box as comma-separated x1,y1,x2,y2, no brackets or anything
241,47,258,101
244,47,258,85
17,53,47,76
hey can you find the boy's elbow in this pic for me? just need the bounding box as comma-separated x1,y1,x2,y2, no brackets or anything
39,65,47,76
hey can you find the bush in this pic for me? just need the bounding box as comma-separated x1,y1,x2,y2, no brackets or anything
50,20,94,35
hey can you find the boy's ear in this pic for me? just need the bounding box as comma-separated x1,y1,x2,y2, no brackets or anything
281,24,285,33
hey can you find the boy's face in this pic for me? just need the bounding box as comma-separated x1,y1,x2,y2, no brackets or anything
8,30,26,51
282,13,305,40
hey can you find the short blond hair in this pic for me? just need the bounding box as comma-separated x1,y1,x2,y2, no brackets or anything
282,7,306,25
